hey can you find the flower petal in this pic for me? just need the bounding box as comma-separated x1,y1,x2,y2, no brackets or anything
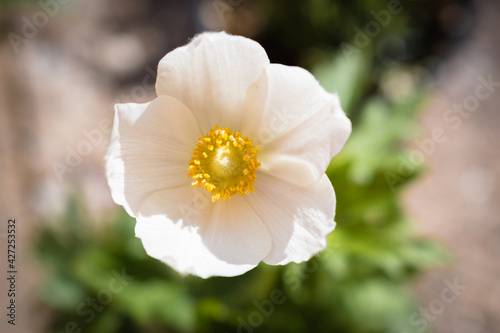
156,31,270,134
106,95,201,217
241,64,351,187
135,186,272,278
245,173,336,265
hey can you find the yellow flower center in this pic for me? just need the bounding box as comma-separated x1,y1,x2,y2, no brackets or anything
187,125,261,202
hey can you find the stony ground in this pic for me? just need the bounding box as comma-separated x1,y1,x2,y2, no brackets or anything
405,0,500,332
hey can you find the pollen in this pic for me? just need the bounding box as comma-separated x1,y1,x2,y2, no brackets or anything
187,125,261,202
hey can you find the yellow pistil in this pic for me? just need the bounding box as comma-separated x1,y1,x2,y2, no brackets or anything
187,125,261,202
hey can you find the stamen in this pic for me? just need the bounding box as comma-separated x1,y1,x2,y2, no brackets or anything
187,125,261,202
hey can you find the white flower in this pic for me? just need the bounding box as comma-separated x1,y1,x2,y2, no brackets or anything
106,32,351,278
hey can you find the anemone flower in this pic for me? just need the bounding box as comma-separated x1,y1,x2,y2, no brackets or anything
106,32,351,278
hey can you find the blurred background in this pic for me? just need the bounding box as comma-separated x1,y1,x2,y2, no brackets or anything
0,0,498,332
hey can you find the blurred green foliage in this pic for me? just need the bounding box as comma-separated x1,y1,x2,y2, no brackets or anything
33,0,453,332
255,0,442,67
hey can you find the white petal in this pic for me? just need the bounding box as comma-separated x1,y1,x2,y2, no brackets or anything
156,31,270,134
245,173,336,265
105,95,201,217
241,64,352,187
135,186,272,278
